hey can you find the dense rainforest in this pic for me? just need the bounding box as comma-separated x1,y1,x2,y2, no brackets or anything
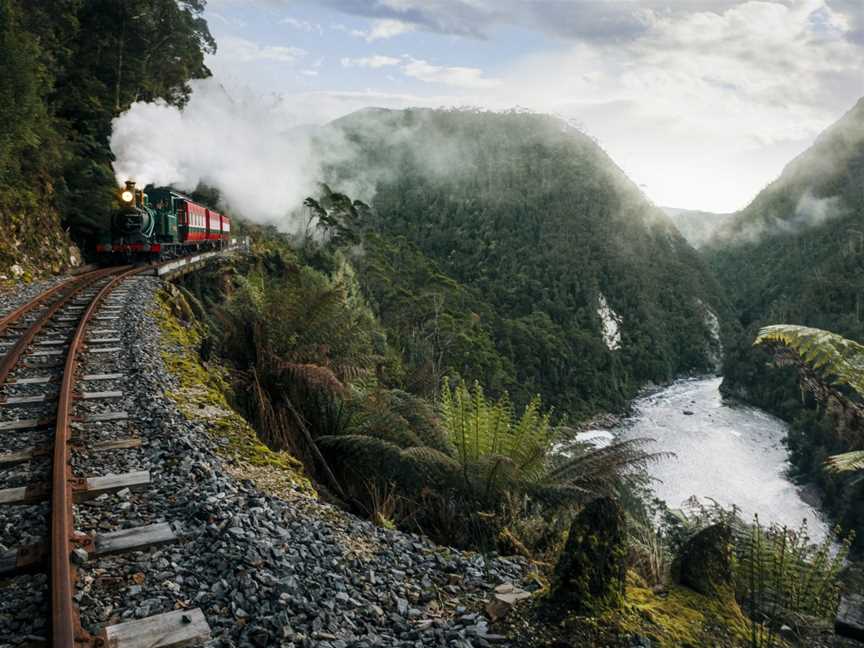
320,108,733,416
707,97,864,548
0,0,213,278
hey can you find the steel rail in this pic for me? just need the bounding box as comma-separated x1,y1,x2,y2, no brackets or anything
0,269,106,337
51,265,146,648
0,268,124,387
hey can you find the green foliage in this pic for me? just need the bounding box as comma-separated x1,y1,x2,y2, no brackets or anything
440,380,554,491
755,325,864,399
661,498,850,645
710,99,864,415
737,516,850,647
754,325,864,479
353,233,513,398
0,0,215,248
216,261,383,466
711,99,864,554
327,108,732,416
0,0,51,181
438,380,662,510
828,450,864,473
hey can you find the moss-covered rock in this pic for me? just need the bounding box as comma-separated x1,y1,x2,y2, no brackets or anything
675,523,734,597
550,496,627,614
0,181,80,287
502,571,753,647
619,572,752,647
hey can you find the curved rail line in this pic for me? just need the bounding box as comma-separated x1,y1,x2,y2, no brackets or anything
0,268,124,388
0,262,212,648
52,265,142,648
0,271,99,335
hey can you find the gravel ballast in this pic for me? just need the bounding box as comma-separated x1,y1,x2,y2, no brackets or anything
1,274,531,647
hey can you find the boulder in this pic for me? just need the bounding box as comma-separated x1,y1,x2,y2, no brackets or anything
675,523,733,596
836,594,864,642
485,584,531,621
550,496,626,614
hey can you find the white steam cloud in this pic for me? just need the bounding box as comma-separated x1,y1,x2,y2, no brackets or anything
110,79,357,231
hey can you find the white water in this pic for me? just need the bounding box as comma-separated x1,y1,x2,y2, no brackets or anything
612,376,829,539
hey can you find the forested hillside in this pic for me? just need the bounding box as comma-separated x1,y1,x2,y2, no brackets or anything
0,0,212,277
707,98,864,543
709,98,864,410
323,108,732,415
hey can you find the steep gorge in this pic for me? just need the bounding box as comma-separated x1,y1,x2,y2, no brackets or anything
322,108,733,416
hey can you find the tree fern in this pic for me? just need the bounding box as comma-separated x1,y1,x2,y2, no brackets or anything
827,450,864,473
754,325,864,399
755,324,864,473
440,379,658,505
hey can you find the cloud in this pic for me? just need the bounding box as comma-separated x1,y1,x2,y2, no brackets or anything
109,81,465,231
207,12,248,28
340,55,401,68
281,16,323,34
188,0,863,211
476,0,864,210
791,191,845,230
315,0,864,44
339,54,500,89
352,18,416,41
217,36,306,63
402,57,501,88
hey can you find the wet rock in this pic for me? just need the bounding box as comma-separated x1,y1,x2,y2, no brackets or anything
485,585,531,621
550,496,626,614
675,523,733,596
836,594,864,641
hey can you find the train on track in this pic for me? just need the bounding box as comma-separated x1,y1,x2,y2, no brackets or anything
97,181,231,260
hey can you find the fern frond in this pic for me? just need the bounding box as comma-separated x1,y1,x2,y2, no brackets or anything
399,446,462,483
278,362,346,395
542,438,668,492
827,450,864,473
387,389,455,455
316,434,405,478
754,325,864,398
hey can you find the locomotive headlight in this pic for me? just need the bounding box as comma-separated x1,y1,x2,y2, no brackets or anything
121,190,134,203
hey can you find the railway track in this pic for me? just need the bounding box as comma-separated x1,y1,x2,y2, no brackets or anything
0,266,210,648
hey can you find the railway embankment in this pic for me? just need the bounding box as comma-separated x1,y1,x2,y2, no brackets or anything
0,191,82,289
0,270,532,646
143,281,533,646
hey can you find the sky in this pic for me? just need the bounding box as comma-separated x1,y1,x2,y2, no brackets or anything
200,0,864,213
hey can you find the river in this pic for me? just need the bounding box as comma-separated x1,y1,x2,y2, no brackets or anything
582,376,829,539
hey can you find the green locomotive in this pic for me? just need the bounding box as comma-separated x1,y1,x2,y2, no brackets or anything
97,181,230,258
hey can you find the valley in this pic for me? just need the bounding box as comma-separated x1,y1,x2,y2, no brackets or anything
0,2,862,646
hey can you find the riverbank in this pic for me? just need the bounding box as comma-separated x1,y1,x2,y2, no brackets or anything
621,376,829,536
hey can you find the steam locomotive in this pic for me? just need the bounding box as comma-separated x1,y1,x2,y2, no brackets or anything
97,181,231,259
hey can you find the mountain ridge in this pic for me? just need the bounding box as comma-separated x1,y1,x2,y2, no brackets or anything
321,107,734,415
